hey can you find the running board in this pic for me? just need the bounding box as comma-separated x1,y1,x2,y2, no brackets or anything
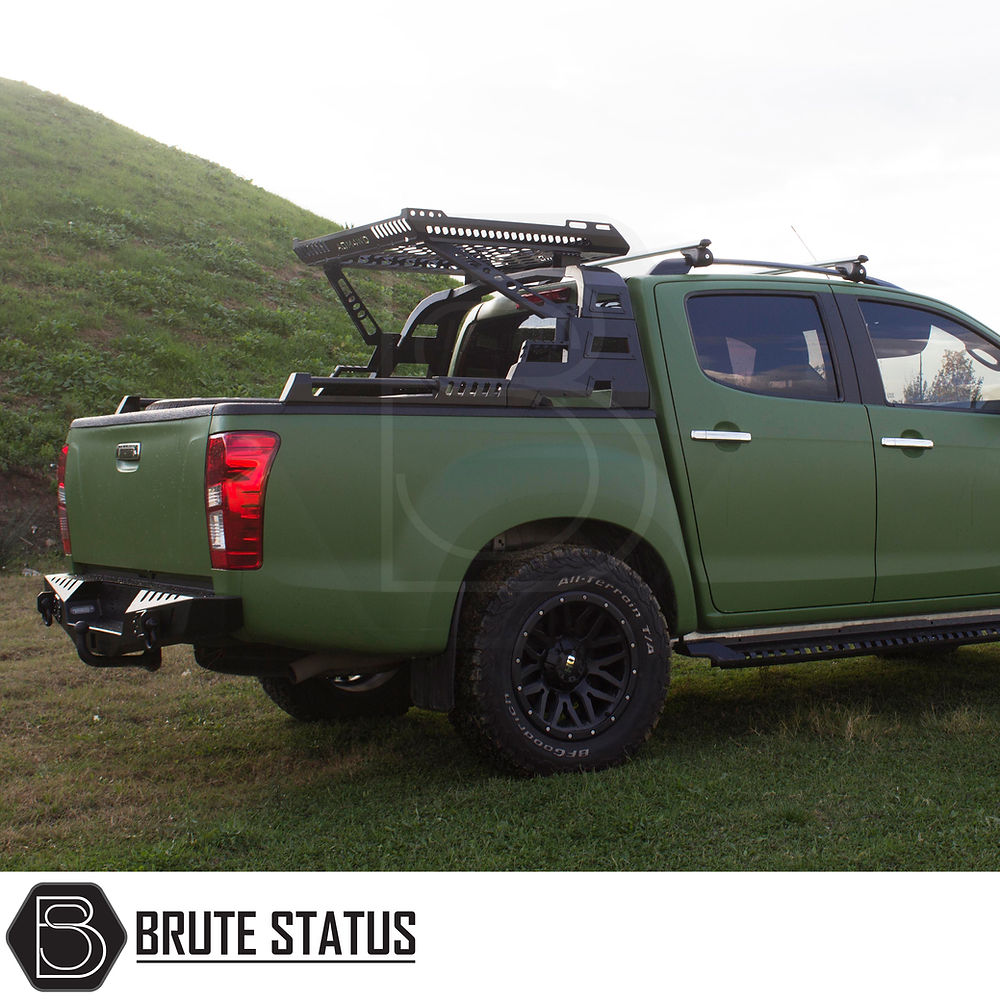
679,609,1000,667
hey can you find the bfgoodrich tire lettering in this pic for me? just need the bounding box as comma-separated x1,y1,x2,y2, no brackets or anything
453,546,670,775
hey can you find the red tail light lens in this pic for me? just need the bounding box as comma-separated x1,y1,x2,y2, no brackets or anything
57,443,71,555
205,432,280,570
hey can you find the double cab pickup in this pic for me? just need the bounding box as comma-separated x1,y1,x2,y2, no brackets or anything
37,208,1000,773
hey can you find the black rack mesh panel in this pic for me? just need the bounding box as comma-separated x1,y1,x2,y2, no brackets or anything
293,207,630,272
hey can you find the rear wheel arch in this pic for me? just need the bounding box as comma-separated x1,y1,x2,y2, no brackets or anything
425,519,679,717
462,517,679,635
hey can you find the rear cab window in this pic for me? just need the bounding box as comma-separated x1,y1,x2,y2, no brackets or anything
686,294,839,402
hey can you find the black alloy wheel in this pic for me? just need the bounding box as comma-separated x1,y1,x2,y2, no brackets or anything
511,591,639,742
453,545,671,775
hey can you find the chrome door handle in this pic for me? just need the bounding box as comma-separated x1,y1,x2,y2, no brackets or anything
881,436,934,449
691,430,752,443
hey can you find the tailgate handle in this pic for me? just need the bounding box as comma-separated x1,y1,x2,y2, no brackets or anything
116,441,142,473
691,430,752,443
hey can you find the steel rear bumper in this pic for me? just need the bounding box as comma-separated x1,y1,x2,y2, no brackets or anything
37,573,243,669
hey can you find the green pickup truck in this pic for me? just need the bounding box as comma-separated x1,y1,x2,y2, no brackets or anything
36,208,1000,774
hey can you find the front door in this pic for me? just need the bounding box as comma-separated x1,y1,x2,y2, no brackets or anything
840,294,1000,602
658,286,876,614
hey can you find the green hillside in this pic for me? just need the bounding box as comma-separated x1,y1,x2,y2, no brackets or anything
0,78,441,468
0,79,442,562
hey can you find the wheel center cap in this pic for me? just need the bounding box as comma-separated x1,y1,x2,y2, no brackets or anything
545,641,586,685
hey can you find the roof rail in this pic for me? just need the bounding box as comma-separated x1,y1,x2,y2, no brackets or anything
591,238,714,269
596,238,899,287
709,254,900,288
709,254,874,283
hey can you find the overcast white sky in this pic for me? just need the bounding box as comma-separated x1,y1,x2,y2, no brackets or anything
5,0,1000,326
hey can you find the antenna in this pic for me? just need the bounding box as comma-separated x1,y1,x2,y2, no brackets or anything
790,225,817,262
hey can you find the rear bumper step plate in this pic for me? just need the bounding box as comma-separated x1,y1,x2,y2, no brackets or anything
38,573,242,669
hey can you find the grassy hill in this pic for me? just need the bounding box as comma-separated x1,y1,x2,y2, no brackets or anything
0,78,442,563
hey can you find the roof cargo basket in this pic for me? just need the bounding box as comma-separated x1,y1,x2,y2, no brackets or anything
294,208,632,351
291,209,648,409
293,207,630,274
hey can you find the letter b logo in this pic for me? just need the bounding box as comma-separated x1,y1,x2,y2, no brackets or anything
7,883,126,991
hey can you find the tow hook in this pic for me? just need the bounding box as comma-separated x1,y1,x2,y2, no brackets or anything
37,591,55,627
67,618,162,671
138,613,160,651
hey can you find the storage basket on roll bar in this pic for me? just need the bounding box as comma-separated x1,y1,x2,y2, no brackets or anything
286,208,651,409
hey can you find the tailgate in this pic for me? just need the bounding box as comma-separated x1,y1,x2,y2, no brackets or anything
65,405,214,577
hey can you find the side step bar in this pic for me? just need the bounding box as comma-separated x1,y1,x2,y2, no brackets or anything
678,609,1000,667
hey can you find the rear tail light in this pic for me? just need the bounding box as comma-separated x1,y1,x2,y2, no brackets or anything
205,432,280,570
57,443,71,555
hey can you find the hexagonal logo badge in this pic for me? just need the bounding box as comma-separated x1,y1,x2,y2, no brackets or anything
6,882,127,991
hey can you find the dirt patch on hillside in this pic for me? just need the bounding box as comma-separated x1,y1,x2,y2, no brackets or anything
0,469,59,568
77,322,122,346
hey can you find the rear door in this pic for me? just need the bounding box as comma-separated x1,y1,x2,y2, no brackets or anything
837,292,1000,601
656,283,876,614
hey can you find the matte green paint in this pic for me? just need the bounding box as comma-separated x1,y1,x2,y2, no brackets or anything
211,409,696,653
66,413,214,576
866,403,1000,599
65,403,698,655
64,273,1000,656
833,285,1000,602
634,274,1000,631
650,279,876,612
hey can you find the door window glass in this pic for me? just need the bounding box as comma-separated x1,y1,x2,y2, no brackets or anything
686,294,838,401
860,300,1000,411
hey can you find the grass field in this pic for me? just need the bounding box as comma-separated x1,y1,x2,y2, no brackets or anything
3,572,999,871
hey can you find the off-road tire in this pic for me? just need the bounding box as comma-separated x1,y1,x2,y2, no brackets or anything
259,668,411,722
452,546,670,775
